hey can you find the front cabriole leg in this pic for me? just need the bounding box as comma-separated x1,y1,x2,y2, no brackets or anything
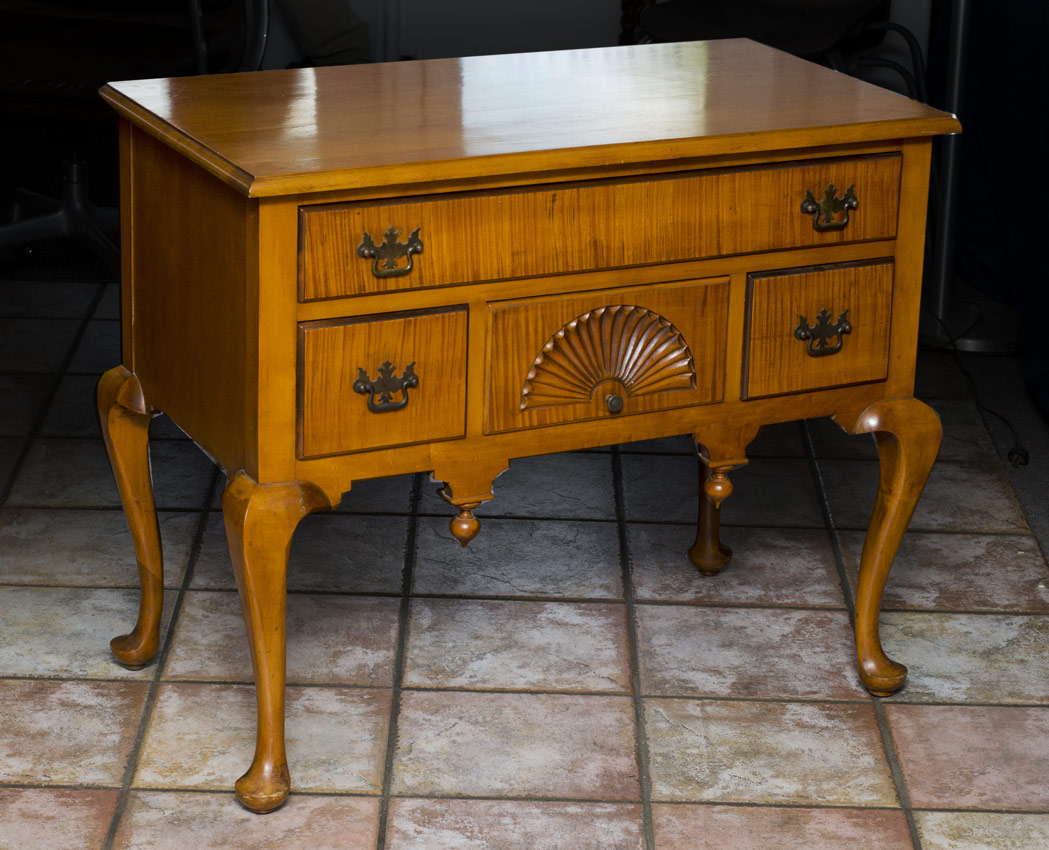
222,472,333,813
846,397,941,696
96,366,162,669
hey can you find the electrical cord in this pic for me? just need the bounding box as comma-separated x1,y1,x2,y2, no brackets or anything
921,305,1030,467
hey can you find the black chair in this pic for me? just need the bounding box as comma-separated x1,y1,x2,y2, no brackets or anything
623,0,927,102
0,0,267,267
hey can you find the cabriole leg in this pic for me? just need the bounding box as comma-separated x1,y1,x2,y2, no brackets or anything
96,366,161,669
849,397,941,696
222,472,332,813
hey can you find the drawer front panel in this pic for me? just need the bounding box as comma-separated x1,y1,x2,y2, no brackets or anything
744,261,893,399
300,154,901,301
299,308,468,457
487,278,729,434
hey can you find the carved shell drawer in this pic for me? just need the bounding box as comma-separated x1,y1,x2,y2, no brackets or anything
486,278,729,433
297,307,468,458
297,154,901,302
743,260,894,399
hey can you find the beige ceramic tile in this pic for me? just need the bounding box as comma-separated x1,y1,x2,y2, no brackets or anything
111,791,380,850
392,691,639,799
0,374,51,436
68,319,120,374
413,516,623,599
619,435,696,455
6,438,215,509
40,374,186,439
636,606,868,699
0,679,148,785
914,350,970,400
0,508,199,588
886,705,1049,810
621,456,824,526
191,511,407,594
915,811,1049,850
629,524,844,606
0,788,118,850
881,612,1049,703
0,586,175,678
332,472,417,514
134,683,390,793
0,437,23,484
645,698,897,806
0,317,81,372
806,416,879,459
820,459,1029,533
0,281,99,318
164,591,399,686
92,283,120,320
838,530,1049,612
420,453,616,520
387,799,644,850
652,804,912,850
403,598,630,692
745,420,807,457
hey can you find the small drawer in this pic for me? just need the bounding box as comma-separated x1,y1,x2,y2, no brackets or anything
298,307,468,458
486,277,729,434
743,260,893,399
299,154,901,301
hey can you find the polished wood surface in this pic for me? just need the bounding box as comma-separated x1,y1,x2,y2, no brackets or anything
298,155,901,300
744,260,894,398
847,397,942,696
299,307,468,457
96,366,161,669
221,473,333,813
98,40,959,812
100,39,957,197
487,279,728,432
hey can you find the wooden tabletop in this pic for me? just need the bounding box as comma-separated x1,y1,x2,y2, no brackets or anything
100,39,960,198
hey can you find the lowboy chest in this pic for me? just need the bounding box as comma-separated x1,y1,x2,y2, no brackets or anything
97,39,960,812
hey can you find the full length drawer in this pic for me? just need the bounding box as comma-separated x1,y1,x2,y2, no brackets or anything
487,277,729,434
300,154,901,301
298,307,468,458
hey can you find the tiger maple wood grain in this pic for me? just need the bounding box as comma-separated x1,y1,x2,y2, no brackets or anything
299,155,901,300
98,40,959,812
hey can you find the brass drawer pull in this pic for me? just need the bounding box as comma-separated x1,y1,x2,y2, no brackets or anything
353,360,418,412
801,184,857,231
794,308,851,357
357,227,423,278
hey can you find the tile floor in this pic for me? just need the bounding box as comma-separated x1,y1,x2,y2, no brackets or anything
2,268,1049,850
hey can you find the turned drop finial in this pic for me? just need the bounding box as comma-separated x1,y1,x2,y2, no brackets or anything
449,503,481,547
704,468,734,503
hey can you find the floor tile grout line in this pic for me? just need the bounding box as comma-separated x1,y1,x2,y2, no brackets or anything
100,465,221,850
0,281,108,508
611,445,657,850
801,420,924,850
374,471,423,850
871,698,922,848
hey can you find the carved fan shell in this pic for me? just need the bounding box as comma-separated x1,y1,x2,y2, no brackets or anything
521,305,696,410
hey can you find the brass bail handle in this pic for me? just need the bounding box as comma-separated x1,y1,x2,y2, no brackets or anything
358,226,423,278
353,361,418,412
794,309,851,357
801,184,858,231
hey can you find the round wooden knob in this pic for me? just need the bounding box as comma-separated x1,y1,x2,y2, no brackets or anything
605,394,624,413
